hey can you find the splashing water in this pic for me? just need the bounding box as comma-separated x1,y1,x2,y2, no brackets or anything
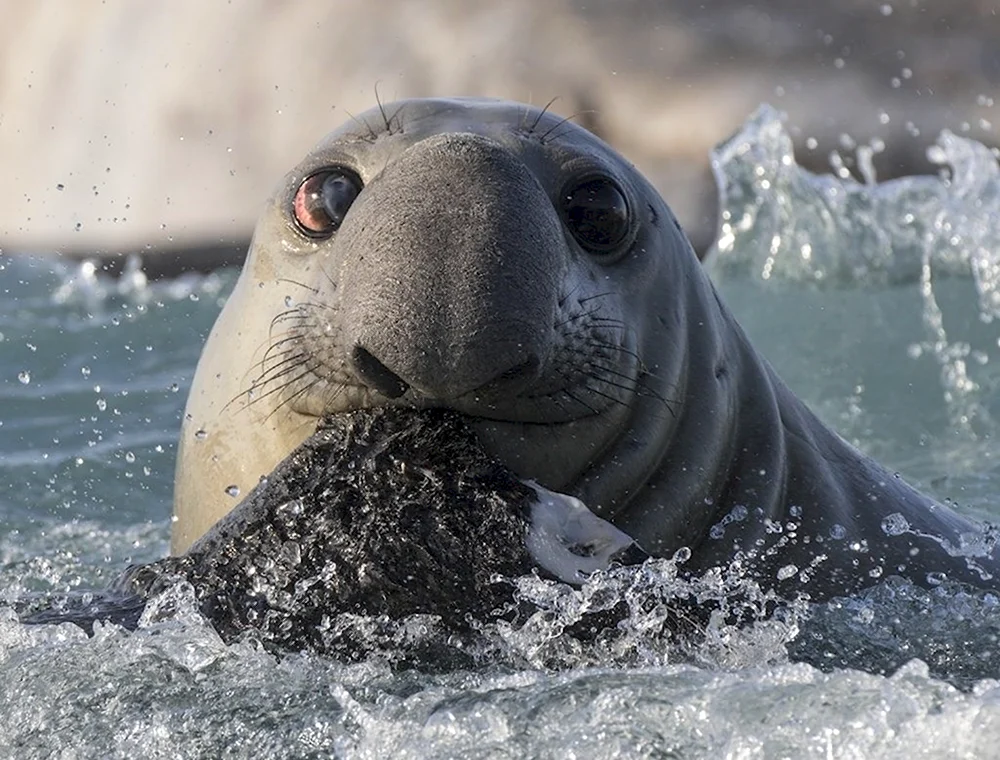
710,104,1000,439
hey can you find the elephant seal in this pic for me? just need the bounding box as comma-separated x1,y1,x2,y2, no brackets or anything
174,97,1000,600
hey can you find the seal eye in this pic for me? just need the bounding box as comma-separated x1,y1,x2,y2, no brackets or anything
561,176,631,254
293,170,362,237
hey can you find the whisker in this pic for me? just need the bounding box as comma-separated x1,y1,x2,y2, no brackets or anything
539,111,595,144
577,292,616,304
577,380,632,409
528,96,560,133
266,373,328,422
244,364,320,410
251,352,313,390
275,278,320,294
346,109,379,142
268,308,308,332
560,388,601,416
584,340,644,365
374,82,390,131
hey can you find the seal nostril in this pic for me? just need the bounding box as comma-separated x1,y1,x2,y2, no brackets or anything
351,345,410,399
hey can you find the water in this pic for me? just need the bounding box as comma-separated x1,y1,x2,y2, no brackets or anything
1,108,1000,758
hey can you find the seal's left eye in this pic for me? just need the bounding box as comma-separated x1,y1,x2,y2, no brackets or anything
293,170,362,236
561,176,631,255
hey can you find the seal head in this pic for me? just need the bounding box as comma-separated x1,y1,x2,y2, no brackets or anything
174,97,1000,603
173,97,688,554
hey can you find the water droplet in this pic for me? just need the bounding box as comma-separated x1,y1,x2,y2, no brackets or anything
880,3,893,15
17,371,30,385
926,571,947,586
225,485,240,498
56,183,65,191
81,366,91,377
96,399,107,411
829,524,847,540
673,546,691,563
881,512,910,536
124,451,136,464
194,428,208,440
777,564,798,580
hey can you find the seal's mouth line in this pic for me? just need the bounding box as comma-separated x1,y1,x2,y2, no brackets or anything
289,380,613,427
311,401,604,429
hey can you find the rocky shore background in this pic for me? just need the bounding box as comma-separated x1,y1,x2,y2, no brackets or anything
0,0,997,271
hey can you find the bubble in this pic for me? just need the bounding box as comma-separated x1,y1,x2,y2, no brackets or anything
17,371,30,385
829,524,847,540
125,451,136,464
881,513,910,536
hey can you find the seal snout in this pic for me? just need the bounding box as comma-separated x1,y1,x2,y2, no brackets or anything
348,337,545,402
335,130,566,407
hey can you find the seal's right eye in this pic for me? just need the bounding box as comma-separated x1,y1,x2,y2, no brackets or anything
293,169,362,237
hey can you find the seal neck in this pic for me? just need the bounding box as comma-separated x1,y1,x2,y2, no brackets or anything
695,331,993,599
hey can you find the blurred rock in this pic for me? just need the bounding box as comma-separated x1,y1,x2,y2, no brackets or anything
0,0,996,271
